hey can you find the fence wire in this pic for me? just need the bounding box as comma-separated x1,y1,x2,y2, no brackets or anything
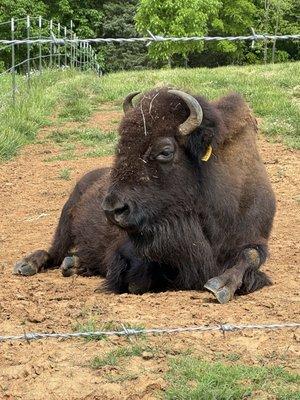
0,33,300,46
0,322,299,343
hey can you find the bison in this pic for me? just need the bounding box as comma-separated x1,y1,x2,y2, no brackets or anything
14,87,276,303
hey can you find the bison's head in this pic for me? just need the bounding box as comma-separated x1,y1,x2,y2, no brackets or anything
102,88,222,244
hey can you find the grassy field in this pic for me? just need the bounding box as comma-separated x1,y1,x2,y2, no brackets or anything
0,62,299,160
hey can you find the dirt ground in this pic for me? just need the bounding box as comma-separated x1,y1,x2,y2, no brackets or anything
0,109,299,400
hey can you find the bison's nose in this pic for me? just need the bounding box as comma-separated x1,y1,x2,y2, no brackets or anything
102,193,131,225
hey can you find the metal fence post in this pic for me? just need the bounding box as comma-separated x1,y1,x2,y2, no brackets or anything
70,20,74,68
38,16,42,74
82,42,84,70
11,18,16,106
88,45,92,70
26,15,31,88
64,26,67,67
57,22,61,67
74,33,77,68
49,19,53,68
79,41,82,70
83,42,86,70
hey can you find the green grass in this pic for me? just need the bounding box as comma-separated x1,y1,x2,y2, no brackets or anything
0,69,102,160
164,356,300,400
0,62,299,161
58,168,72,180
73,320,121,341
91,343,147,369
72,318,145,342
45,127,117,161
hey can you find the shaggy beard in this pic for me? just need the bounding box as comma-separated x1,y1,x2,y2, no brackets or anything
127,213,218,288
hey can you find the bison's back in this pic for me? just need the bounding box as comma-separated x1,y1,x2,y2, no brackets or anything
200,94,276,259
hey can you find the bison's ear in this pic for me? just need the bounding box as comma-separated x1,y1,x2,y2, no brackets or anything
123,91,140,113
168,90,203,135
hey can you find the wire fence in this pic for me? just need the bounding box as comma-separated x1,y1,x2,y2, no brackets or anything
0,15,299,108
1,322,299,343
0,16,100,108
1,33,299,45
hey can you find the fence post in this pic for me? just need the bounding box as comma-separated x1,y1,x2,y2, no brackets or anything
49,19,53,68
57,22,61,68
11,18,16,106
70,20,74,68
74,33,77,68
26,15,31,88
38,16,42,74
64,26,67,67
79,41,82,70
89,45,92,70
83,42,86,70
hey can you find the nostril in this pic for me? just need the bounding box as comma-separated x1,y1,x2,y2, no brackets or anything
114,203,130,217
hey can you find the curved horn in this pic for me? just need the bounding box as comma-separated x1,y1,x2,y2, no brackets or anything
123,91,140,113
168,89,203,135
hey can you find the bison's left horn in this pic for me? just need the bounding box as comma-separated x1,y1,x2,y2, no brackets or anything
123,91,140,113
168,89,203,136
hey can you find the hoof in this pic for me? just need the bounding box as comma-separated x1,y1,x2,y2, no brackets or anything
204,277,223,292
204,277,233,304
214,286,232,304
60,256,77,277
13,260,37,276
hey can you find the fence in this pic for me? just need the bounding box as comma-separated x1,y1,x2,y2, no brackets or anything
0,16,100,108
1,322,299,342
0,15,299,108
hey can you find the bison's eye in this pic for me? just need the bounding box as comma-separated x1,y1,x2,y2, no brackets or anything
155,147,174,163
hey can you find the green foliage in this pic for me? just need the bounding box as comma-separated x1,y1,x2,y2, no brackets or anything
254,0,300,63
135,0,220,63
101,0,150,72
198,0,258,66
165,356,300,399
0,0,298,70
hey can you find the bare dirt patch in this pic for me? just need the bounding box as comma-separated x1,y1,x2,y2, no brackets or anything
0,110,299,400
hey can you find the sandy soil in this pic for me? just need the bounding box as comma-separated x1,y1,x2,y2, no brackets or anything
0,110,299,400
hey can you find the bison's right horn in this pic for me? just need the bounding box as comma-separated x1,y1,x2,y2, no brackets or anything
168,89,203,136
123,91,140,113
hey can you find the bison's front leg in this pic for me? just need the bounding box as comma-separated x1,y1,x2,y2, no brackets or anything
13,250,52,276
204,247,271,303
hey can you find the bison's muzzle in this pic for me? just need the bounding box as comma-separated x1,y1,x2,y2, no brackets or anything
102,192,140,230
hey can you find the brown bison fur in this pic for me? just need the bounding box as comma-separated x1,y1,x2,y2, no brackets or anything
14,88,276,303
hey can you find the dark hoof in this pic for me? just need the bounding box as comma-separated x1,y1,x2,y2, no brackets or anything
13,260,38,276
204,277,233,304
60,256,78,277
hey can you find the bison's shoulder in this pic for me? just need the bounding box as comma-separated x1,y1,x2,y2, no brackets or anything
212,93,258,144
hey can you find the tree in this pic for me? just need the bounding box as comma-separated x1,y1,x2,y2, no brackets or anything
206,0,257,63
251,0,299,63
135,0,220,66
101,0,149,73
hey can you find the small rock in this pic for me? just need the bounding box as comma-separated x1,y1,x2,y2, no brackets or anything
142,351,154,360
27,313,46,323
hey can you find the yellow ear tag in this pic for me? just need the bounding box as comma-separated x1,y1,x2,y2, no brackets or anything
201,145,212,162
